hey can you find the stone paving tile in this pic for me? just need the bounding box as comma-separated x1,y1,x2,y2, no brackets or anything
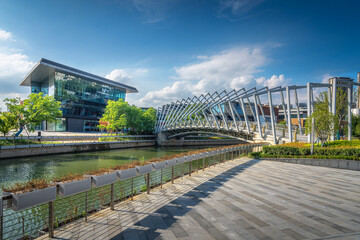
37,158,360,240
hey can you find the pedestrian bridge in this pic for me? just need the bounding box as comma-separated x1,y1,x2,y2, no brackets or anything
155,77,358,144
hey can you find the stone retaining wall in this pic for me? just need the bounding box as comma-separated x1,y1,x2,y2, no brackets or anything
0,141,155,159
263,158,360,171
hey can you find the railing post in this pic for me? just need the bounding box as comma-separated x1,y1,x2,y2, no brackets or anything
202,157,205,171
171,166,174,184
189,162,192,176
160,169,163,188
49,201,54,238
110,183,114,210
131,178,134,199
147,173,150,194
85,191,88,222
1,197,3,240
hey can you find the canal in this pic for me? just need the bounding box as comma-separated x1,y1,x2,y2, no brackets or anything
0,146,209,191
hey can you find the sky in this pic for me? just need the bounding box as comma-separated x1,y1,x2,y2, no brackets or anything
0,0,360,109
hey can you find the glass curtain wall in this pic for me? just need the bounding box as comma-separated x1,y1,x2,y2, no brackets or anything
54,71,126,119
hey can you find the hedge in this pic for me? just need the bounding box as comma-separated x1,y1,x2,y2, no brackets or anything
262,145,360,159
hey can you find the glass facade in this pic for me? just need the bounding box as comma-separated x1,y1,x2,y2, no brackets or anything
46,118,67,131
54,71,126,120
31,81,49,95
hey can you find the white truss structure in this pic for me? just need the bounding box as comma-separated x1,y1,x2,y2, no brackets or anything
155,78,358,144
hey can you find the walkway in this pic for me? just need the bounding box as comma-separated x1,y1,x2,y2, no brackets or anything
38,158,360,240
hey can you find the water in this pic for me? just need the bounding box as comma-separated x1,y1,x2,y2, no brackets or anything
0,146,209,191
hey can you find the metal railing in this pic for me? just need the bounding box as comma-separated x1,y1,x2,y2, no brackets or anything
0,143,265,240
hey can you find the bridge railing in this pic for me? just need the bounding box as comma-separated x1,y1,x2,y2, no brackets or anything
0,143,266,240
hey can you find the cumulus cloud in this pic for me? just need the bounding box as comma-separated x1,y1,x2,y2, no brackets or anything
321,73,332,83
0,29,12,40
106,69,131,84
256,74,290,88
132,47,280,107
0,30,35,110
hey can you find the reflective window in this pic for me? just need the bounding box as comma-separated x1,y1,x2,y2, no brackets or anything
54,71,126,118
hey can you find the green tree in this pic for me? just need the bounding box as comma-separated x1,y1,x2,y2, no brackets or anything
0,112,17,136
99,99,157,134
99,99,129,134
5,93,62,136
334,88,348,133
305,91,336,143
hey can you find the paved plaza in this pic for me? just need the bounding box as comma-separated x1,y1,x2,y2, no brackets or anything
38,158,360,240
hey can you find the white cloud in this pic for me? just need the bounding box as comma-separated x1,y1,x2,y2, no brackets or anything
131,47,274,107
257,74,290,88
106,69,131,84
0,29,12,40
0,30,35,111
321,73,332,83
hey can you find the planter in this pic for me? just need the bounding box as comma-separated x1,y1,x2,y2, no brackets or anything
9,186,57,211
166,159,177,167
136,164,154,175
349,161,359,171
177,157,186,165
91,172,117,188
304,159,312,165
117,168,137,181
57,178,92,197
152,161,166,170
339,160,349,169
330,159,339,168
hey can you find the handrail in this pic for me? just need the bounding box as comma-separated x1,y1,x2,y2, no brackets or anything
0,143,266,240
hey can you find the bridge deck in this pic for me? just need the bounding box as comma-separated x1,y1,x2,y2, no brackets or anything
38,159,360,240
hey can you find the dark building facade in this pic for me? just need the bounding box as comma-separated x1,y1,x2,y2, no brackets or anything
20,58,138,132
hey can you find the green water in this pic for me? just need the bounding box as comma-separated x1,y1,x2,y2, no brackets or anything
0,146,208,190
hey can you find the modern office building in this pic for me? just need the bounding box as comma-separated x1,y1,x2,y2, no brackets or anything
20,58,138,132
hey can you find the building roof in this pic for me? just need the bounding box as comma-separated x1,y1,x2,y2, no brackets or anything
20,58,138,93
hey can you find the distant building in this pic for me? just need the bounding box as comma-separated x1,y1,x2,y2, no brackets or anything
20,58,138,132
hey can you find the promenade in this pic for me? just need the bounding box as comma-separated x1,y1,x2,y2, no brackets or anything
38,158,360,240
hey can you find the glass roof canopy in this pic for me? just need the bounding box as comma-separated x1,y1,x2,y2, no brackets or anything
20,58,138,93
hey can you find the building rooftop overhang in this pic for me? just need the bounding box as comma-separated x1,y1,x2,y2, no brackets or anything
19,58,138,93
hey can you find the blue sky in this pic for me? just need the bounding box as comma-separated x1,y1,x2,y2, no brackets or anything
0,0,360,108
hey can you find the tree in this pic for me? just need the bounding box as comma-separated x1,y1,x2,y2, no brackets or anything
334,88,348,133
99,99,157,134
4,93,63,136
305,91,336,143
0,112,17,136
98,99,129,134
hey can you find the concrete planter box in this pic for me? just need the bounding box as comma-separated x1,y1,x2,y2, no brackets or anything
117,168,137,180
349,161,359,170
177,157,186,165
152,161,166,170
304,159,312,165
339,160,349,169
136,164,154,175
320,160,330,167
166,159,177,167
91,172,117,188
10,186,57,211
288,159,297,164
312,159,320,166
57,178,91,197
330,159,339,168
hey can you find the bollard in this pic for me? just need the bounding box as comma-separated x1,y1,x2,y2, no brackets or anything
147,173,150,194
110,183,114,210
49,201,54,238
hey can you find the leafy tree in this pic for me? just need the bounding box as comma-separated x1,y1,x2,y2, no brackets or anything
305,91,336,143
4,93,62,136
99,99,157,134
98,99,128,134
334,88,348,133
0,112,17,136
